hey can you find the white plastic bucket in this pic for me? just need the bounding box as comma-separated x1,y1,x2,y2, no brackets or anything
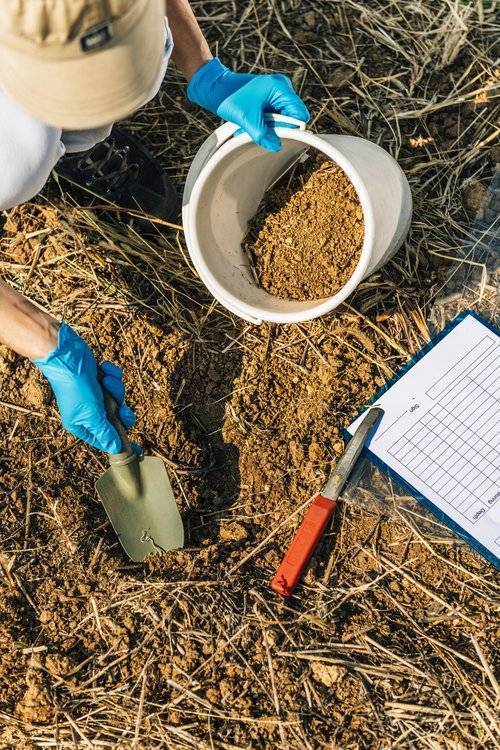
182,114,412,324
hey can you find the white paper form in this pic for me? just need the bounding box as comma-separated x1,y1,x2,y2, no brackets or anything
347,313,500,565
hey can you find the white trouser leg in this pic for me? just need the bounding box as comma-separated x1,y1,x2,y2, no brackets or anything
0,90,64,211
61,124,114,155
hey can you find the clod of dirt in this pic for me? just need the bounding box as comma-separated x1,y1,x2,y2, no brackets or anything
462,181,488,217
311,662,347,687
219,521,248,541
15,660,55,725
243,156,364,300
20,375,51,408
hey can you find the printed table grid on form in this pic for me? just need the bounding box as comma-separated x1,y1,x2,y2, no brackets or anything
387,335,499,525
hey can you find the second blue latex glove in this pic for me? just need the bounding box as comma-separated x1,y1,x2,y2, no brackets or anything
187,58,310,152
32,323,138,454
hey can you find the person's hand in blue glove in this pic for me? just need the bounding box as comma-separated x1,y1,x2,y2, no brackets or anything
187,58,310,152
32,322,138,454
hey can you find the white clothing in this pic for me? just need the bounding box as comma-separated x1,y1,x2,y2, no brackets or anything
0,19,173,211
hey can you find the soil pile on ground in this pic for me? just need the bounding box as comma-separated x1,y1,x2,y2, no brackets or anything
243,155,364,300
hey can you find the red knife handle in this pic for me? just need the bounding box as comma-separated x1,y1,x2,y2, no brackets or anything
271,495,336,597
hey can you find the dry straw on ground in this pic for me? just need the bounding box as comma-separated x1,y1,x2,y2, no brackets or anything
0,0,499,748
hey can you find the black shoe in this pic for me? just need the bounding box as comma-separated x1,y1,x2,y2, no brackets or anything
55,128,179,230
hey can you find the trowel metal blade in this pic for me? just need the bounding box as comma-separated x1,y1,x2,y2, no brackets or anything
95,455,184,562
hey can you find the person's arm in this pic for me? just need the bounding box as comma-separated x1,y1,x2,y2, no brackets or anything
166,0,310,151
0,279,58,359
0,280,137,454
166,0,212,81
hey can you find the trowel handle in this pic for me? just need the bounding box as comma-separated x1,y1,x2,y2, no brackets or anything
102,388,136,466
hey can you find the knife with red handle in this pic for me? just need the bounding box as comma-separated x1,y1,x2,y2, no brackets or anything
271,407,384,597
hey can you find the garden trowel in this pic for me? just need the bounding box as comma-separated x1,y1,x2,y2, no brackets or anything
95,391,184,561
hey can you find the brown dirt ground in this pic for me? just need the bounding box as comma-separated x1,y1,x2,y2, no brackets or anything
243,156,364,300
0,199,497,749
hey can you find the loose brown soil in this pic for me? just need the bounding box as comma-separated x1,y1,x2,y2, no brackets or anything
243,156,364,300
0,196,497,749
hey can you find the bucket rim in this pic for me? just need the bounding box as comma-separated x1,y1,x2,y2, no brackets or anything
186,127,376,324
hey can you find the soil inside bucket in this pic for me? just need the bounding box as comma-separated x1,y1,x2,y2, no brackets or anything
243,154,364,300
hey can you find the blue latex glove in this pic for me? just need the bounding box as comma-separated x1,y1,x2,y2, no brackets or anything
187,58,310,152
32,322,138,454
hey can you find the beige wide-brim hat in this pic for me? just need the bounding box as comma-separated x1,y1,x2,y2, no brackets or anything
0,0,165,130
